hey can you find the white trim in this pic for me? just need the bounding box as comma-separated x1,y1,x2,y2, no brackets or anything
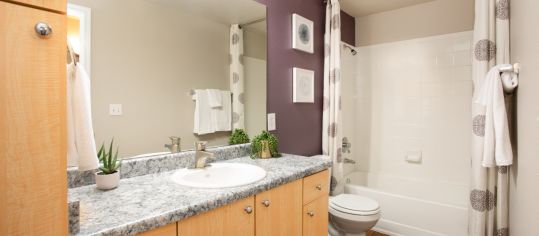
67,3,92,76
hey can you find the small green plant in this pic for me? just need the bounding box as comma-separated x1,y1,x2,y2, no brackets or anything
97,139,121,175
250,130,281,158
229,129,250,145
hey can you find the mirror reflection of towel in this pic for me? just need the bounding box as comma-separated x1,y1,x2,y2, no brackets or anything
212,90,231,132
193,89,231,135
207,89,223,108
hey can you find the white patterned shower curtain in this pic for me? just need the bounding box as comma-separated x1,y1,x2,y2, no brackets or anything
230,24,244,129
322,0,343,195
469,0,511,235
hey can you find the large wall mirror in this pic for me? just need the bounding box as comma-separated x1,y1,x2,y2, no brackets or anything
67,0,267,160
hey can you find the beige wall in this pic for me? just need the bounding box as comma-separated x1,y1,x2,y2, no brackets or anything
244,57,266,139
243,28,267,60
510,0,539,234
69,0,231,157
243,26,267,139
355,0,474,46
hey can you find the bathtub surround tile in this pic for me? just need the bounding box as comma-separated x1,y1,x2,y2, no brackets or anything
350,31,473,207
68,154,331,236
67,144,251,188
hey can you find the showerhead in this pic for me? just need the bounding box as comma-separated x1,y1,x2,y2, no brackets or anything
351,49,357,55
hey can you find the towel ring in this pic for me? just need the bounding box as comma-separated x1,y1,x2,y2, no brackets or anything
499,63,520,94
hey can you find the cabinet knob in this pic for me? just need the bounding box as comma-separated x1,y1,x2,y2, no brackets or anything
34,22,53,38
261,200,271,207
316,184,322,190
244,206,253,214
307,211,315,217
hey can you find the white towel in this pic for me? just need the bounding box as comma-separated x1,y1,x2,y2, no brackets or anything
193,89,214,135
207,89,222,108
67,62,99,170
211,91,232,132
473,64,513,167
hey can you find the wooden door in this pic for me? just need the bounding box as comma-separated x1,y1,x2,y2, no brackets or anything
0,2,66,235
178,196,255,236
303,195,329,236
255,179,303,236
8,0,66,13
138,223,176,236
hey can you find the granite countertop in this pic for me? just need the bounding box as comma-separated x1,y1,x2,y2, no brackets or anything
68,154,332,236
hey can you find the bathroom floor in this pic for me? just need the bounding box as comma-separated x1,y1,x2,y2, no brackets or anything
367,230,389,236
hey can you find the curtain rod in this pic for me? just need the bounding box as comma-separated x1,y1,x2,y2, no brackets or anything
239,18,266,28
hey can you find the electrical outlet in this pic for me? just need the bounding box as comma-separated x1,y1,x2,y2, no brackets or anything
109,104,122,116
267,113,276,131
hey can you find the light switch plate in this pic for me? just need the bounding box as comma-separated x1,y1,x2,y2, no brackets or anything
267,113,276,131
109,104,122,116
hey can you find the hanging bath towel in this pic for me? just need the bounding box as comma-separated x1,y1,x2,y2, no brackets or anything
67,62,99,170
472,64,513,167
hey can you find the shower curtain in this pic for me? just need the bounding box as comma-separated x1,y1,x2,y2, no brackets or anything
322,0,343,194
469,0,511,235
230,24,245,129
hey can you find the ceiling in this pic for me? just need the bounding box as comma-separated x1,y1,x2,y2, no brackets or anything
149,0,266,25
341,0,435,17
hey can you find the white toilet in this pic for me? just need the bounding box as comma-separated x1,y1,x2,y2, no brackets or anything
328,194,381,236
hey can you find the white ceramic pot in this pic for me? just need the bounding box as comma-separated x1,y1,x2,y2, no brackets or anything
95,171,120,190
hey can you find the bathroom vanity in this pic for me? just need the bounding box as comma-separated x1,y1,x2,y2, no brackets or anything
68,149,331,236
152,170,329,236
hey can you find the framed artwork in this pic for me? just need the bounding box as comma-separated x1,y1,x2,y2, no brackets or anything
293,67,314,103
292,13,314,53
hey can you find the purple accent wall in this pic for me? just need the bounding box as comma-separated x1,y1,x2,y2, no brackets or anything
341,10,356,46
257,0,355,156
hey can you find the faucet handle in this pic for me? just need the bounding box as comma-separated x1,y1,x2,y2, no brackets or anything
195,141,208,151
169,136,181,144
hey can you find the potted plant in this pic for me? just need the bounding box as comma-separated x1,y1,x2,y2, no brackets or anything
250,130,282,159
229,129,250,145
95,139,121,190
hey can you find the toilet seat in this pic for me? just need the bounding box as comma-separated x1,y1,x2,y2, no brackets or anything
329,194,380,216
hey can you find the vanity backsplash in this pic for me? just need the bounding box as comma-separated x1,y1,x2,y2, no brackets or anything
67,144,251,188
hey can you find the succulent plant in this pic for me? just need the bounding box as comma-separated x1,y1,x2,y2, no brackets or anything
97,139,121,175
250,130,281,158
229,129,250,145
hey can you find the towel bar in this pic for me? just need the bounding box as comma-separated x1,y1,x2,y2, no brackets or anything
499,63,520,74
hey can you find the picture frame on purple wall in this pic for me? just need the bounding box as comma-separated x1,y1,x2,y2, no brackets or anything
292,13,314,53
292,67,315,103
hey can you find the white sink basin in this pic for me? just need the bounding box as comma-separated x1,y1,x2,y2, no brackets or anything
170,163,267,188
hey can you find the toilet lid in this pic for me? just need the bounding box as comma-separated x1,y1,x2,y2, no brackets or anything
330,194,380,215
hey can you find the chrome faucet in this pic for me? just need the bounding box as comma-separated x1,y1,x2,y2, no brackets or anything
165,136,181,153
192,141,214,169
342,137,352,153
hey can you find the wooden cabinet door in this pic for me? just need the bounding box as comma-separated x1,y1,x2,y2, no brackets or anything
178,196,255,236
255,180,303,236
138,223,176,236
303,195,329,236
9,0,66,13
303,170,329,204
0,2,66,236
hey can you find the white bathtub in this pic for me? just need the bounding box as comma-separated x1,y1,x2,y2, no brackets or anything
343,171,468,236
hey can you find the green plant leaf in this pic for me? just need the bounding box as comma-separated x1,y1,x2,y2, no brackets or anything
107,138,114,170
229,129,250,145
110,147,119,172
97,143,105,162
250,130,280,158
